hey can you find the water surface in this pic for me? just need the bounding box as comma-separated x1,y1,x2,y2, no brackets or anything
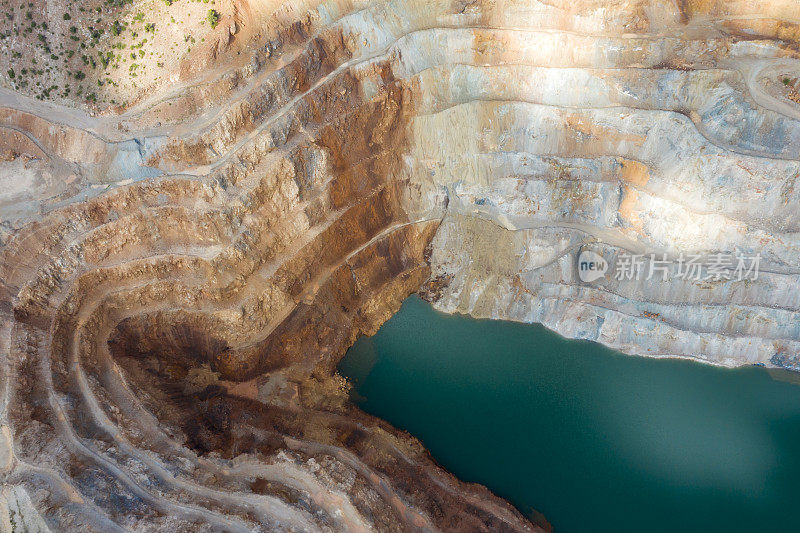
338,296,800,532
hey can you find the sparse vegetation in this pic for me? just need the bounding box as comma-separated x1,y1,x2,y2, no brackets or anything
1,0,220,107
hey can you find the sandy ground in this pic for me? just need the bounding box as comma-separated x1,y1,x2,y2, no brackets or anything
0,0,229,111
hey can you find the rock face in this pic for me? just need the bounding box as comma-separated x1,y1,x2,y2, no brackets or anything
0,0,799,530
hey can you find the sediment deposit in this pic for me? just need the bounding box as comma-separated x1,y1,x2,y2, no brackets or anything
1,0,800,530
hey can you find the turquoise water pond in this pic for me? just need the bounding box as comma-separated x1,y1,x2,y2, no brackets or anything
338,296,800,532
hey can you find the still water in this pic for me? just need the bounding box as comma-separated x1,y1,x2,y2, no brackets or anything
338,296,800,532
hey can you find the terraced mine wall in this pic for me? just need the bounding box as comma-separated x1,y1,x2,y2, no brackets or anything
2,0,800,530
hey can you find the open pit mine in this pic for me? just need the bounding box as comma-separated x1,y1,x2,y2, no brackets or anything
1,0,800,531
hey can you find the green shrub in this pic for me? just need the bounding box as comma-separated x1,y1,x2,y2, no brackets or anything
207,9,220,29
111,20,125,36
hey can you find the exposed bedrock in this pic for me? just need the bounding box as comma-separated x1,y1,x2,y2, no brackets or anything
1,0,800,530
